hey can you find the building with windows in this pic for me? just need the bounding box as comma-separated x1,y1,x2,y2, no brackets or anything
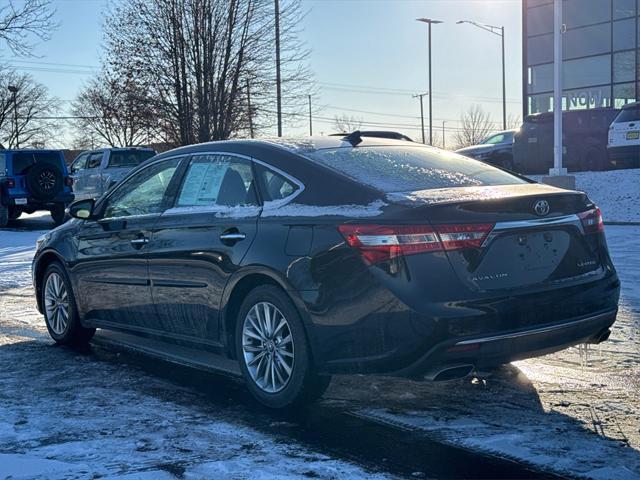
523,0,639,116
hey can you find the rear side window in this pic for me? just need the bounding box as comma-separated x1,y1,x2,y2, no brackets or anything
86,152,103,169
12,152,62,175
108,150,155,168
176,154,257,207
615,106,640,123
306,146,526,193
254,163,299,201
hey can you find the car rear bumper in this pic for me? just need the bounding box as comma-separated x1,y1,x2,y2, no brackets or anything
391,308,617,380
607,145,640,165
2,191,74,208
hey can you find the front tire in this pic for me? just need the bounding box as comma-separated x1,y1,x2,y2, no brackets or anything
235,285,330,408
42,262,95,346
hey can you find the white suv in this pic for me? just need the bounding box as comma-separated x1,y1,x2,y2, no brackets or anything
608,102,640,167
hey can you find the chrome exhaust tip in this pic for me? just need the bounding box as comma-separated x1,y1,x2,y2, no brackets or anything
429,364,475,382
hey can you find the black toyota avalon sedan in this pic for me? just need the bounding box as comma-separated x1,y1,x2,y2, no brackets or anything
32,134,620,408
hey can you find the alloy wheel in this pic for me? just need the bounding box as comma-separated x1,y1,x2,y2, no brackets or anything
38,170,56,191
44,272,69,335
242,301,294,393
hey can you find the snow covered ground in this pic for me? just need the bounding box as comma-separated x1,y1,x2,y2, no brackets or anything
531,168,640,223
1,175,639,479
330,225,640,480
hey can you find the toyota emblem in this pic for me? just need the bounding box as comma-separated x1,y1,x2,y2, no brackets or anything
533,200,550,216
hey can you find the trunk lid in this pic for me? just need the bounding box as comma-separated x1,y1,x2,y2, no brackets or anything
386,183,606,292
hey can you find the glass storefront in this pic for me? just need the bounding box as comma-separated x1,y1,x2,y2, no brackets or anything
524,0,639,114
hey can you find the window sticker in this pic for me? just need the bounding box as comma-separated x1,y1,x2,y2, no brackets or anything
178,159,230,206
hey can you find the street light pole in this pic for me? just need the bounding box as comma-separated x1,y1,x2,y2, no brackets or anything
308,94,313,136
7,85,18,148
274,0,283,137
457,20,507,131
412,92,428,144
416,18,442,146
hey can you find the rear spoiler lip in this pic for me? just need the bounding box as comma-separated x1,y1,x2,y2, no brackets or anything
385,183,585,207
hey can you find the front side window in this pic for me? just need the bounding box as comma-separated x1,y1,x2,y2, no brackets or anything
71,154,88,173
103,158,179,219
306,146,526,193
176,154,257,208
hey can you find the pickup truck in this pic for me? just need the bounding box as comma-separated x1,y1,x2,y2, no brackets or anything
69,147,156,201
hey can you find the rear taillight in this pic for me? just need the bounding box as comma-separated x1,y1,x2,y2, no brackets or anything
338,223,494,264
64,176,74,187
2,178,15,188
578,207,604,234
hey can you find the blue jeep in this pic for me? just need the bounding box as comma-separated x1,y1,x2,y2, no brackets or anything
0,149,74,227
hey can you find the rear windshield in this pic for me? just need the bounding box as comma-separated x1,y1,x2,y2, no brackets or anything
108,150,155,168
306,146,526,193
12,152,62,175
615,106,640,123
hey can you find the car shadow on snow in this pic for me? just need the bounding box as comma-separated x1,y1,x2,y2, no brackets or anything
2,335,638,478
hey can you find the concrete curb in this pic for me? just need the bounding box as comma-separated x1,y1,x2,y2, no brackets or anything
605,221,640,226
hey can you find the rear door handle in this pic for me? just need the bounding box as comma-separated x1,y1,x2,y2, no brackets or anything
219,232,246,242
130,238,149,245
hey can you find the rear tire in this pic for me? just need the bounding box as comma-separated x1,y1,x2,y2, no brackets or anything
8,207,21,220
50,204,66,225
235,285,331,408
0,204,8,227
42,262,95,346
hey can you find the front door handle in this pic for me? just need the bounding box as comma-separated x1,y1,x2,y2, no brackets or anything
130,237,149,248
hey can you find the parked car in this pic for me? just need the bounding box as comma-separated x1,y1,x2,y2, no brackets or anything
607,101,640,168
70,147,156,201
0,149,74,227
513,108,619,174
32,134,619,408
455,130,517,170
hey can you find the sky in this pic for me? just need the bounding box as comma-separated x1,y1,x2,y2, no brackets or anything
1,0,524,148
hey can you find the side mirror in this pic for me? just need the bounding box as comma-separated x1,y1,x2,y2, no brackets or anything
68,199,95,220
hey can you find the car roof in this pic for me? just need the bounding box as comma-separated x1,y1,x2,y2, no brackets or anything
620,101,639,110
154,135,427,160
3,149,63,154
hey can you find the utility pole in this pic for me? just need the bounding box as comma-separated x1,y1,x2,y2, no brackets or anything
442,120,446,149
412,93,428,144
8,85,18,148
274,0,283,137
308,94,313,136
501,26,506,131
416,18,442,146
457,20,507,131
246,79,255,139
551,0,565,176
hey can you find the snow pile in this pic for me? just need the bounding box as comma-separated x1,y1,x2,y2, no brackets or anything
0,229,45,290
532,169,640,223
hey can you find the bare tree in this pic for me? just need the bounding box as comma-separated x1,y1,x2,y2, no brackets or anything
0,0,55,56
96,0,312,146
507,113,522,130
0,68,58,147
452,105,495,148
71,70,156,148
333,114,362,133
